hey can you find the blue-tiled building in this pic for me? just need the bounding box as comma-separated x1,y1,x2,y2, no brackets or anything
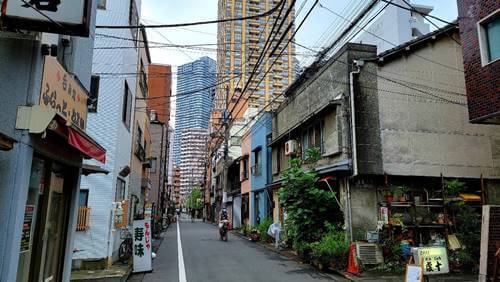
250,112,273,225
173,56,216,165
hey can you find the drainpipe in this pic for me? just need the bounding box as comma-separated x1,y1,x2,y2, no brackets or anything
347,60,363,242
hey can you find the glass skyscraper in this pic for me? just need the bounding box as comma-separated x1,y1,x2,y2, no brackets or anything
173,56,216,166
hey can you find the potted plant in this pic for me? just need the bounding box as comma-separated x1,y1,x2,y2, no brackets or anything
445,179,465,198
384,189,394,203
397,185,410,202
249,228,260,242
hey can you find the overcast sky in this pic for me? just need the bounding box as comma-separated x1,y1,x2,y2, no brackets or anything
141,0,459,126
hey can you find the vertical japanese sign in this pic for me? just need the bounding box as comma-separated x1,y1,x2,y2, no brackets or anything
20,205,35,252
414,247,449,275
132,220,152,273
39,56,88,130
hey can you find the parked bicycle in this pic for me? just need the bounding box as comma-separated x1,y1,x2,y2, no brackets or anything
118,226,133,264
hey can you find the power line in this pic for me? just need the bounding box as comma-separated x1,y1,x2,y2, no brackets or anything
399,0,461,46
96,0,285,29
318,1,464,73
226,1,320,137
380,0,458,26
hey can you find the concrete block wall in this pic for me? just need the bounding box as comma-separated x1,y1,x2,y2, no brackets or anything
377,35,500,179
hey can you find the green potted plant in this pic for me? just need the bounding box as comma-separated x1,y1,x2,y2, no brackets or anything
445,179,465,198
384,188,394,203
397,185,410,202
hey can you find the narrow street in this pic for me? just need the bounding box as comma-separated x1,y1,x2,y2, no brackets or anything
129,214,347,282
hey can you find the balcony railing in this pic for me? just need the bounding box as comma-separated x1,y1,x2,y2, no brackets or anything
251,164,262,176
76,206,91,231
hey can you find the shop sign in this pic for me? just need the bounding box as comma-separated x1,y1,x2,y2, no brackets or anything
39,57,88,130
3,0,93,36
414,247,449,275
144,203,152,219
20,205,35,252
132,219,152,273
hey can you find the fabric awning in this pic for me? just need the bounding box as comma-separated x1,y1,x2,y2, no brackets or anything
68,126,106,163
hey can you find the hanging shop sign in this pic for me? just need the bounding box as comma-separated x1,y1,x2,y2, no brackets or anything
20,205,35,252
2,0,93,36
132,219,153,273
39,56,88,131
413,247,449,275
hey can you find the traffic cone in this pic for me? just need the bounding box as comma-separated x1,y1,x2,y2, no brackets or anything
347,242,360,274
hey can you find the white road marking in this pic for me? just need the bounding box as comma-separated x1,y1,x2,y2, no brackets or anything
177,219,187,282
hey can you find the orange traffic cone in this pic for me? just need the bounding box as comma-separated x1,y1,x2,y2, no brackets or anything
347,243,360,274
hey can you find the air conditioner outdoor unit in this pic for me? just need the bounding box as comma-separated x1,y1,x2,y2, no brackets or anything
356,242,384,265
284,140,298,156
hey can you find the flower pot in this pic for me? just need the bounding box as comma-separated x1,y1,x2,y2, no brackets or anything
385,194,394,203
399,195,406,202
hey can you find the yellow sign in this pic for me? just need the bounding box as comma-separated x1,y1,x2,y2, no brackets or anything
39,57,88,130
415,247,449,275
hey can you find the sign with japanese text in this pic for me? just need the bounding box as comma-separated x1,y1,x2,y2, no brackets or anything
414,247,449,275
132,220,152,273
3,0,92,36
39,57,88,130
20,205,35,252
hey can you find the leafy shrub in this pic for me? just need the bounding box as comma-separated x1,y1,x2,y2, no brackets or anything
257,218,273,242
310,226,349,268
279,149,343,252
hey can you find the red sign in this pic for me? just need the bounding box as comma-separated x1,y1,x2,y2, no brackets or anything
68,127,106,163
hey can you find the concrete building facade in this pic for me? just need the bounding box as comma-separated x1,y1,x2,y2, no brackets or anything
271,27,500,242
354,0,433,54
179,128,209,197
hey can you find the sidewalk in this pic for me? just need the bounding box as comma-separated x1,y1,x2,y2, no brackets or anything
71,228,167,282
340,271,478,281
231,231,478,282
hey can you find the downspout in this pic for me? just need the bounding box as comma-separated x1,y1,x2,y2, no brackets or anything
347,60,363,242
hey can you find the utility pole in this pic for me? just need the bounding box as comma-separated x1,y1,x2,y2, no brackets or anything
222,86,230,209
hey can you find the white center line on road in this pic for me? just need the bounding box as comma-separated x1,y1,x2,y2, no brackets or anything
177,219,187,282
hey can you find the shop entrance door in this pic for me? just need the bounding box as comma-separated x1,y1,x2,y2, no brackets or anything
37,171,67,282
17,159,71,282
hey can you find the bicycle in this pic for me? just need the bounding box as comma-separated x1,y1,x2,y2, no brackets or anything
118,226,133,264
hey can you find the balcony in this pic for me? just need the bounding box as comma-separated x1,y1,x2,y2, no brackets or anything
76,206,91,231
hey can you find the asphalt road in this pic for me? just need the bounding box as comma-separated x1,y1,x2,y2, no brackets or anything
129,214,347,282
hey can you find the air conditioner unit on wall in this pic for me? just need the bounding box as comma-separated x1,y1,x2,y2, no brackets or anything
284,140,298,156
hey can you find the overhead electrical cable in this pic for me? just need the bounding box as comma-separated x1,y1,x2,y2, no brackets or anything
96,0,285,29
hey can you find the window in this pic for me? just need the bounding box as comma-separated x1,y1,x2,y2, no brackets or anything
252,147,261,176
241,156,249,180
88,75,99,112
129,0,139,46
115,178,126,202
302,121,324,157
97,0,106,9
122,82,132,130
139,60,148,97
150,157,157,173
79,190,89,207
478,10,500,65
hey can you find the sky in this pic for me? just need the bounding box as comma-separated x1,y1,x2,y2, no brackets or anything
141,0,459,126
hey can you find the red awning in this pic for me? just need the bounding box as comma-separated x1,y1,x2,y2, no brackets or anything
68,127,106,163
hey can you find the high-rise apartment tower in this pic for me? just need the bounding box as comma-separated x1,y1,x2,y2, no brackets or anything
214,0,296,123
